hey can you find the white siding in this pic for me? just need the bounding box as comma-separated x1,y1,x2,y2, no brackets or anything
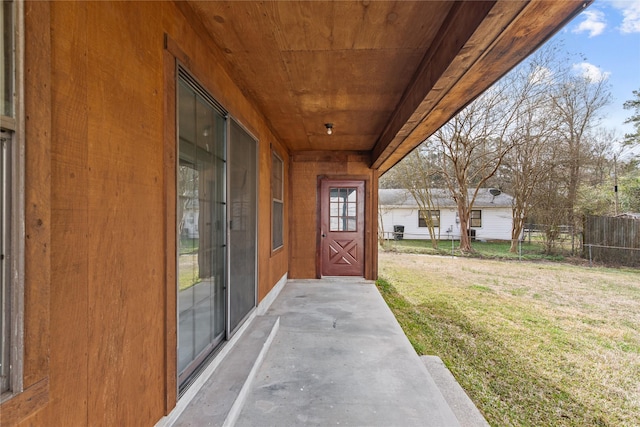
472,208,513,241
379,206,513,241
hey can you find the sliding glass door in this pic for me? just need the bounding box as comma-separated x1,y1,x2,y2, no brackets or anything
228,120,257,334
177,74,227,386
176,69,258,391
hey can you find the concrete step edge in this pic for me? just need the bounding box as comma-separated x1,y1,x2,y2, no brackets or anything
421,355,490,427
222,316,280,427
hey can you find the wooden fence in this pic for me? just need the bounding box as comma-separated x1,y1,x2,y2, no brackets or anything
583,215,640,267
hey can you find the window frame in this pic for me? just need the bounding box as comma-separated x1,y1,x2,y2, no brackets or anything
1,0,25,401
470,209,482,228
271,150,284,251
418,209,440,228
329,187,358,232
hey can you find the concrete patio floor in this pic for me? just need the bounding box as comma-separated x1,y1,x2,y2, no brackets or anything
169,278,488,426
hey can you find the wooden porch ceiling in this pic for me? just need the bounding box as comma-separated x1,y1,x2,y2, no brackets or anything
184,0,589,173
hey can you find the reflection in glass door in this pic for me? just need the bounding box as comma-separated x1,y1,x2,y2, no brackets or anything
177,74,227,387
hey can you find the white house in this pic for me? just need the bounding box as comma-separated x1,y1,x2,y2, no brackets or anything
379,188,515,241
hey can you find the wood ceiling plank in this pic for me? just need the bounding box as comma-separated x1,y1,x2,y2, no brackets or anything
268,113,313,150
271,1,451,51
282,47,422,151
185,1,586,160
296,93,397,114
301,109,390,136
282,49,422,96
346,1,451,50
186,1,453,154
307,135,377,152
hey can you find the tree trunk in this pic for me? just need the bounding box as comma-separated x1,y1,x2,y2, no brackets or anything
510,216,525,253
457,205,472,253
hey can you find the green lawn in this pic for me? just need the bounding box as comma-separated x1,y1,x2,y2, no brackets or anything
179,237,200,290
381,238,571,261
377,252,640,426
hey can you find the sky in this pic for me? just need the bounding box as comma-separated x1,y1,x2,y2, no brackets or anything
554,0,640,141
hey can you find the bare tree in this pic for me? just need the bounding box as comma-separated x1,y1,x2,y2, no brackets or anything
551,70,612,235
531,171,571,254
502,117,559,252
502,46,612,254
427,69,534,252
178,164,198,238
406,150,440,248
499,48,564,252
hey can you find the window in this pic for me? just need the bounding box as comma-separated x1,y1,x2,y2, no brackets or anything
329,187,357,232
471,210,482,227
1,0,21,398
418,210,440,228
271,151,283,250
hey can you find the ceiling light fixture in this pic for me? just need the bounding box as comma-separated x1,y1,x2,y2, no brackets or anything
325,123,333,135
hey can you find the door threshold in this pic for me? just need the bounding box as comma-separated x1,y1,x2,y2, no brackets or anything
320,276,370,282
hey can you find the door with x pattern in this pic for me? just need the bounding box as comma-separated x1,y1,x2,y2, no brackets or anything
320,180,365,277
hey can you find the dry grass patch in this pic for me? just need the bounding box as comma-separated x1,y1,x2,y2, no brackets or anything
378,252,640,426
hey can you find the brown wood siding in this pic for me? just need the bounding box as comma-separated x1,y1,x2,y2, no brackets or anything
86,2,165,424
289,152,377,280
1,3,55,425
162,46,178,414
23,0,52,391
37,2,91,425
8,1,289,425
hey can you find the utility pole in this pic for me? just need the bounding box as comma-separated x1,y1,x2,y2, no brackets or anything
614,154,619,216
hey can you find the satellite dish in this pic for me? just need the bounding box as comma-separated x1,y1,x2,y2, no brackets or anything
489,188,502,197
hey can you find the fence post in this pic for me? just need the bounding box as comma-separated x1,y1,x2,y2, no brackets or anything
451,233,454,256
518,239,522,261
588,244,592,267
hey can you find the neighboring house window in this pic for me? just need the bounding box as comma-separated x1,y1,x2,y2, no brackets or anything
418,210,440,228
271,151,283,250
1,0,23,398
470,210,482,227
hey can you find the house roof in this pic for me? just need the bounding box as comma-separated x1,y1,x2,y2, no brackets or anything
183,1,589,173
379,188,514,208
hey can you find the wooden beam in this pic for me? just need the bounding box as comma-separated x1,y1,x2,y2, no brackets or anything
371,1,498,169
